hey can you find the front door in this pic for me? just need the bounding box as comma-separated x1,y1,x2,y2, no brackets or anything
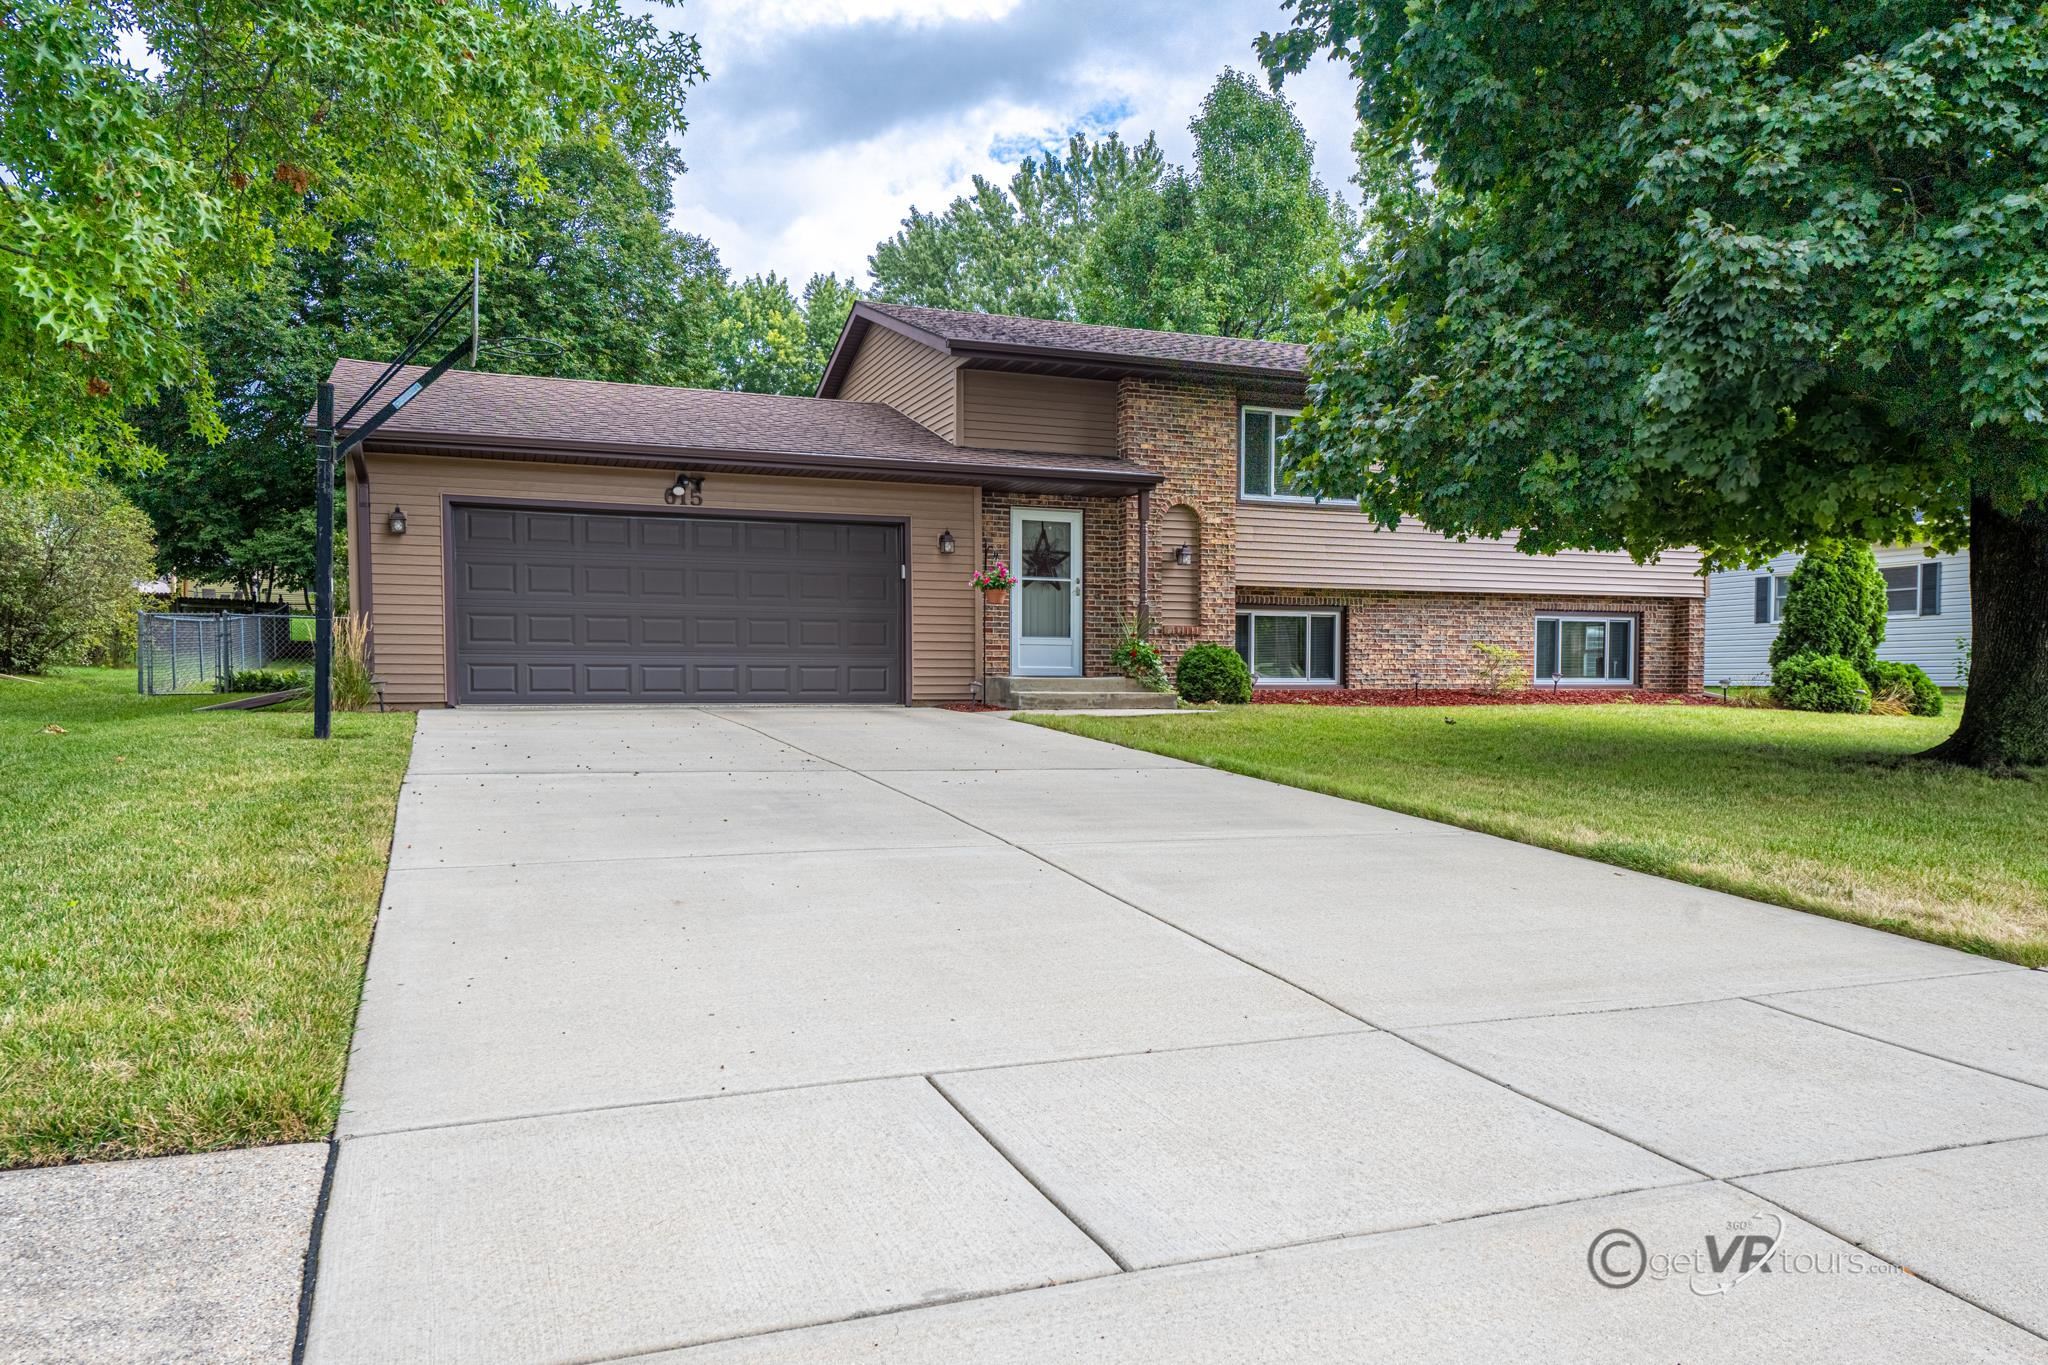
1010,508,1083,676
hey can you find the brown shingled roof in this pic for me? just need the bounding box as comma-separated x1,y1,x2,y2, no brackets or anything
321,359,1158,494
818,301,1306,397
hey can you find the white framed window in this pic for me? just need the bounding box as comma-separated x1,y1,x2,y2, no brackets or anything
1882,562,1943,616
1534,614,1635,685
1235,610,1340,684
1753,574,1791,624
1239,406,1314,501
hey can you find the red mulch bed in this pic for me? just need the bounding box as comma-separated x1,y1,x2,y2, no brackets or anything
938,701,1004,713
1250,688,1722,707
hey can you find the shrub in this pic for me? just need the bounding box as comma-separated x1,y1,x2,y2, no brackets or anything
1112,618,1168,692
221,666,310,694
332,614,377,711
0,485,156,674
1867,660,1943,717
1470,640,1523,694
1769,541,1886,676
1771,652,1870,714
1176,643,1252,704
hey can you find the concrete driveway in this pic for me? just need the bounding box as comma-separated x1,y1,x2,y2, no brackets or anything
304,706,2048,1364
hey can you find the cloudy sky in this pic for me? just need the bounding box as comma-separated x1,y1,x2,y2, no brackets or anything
648,0,1363,287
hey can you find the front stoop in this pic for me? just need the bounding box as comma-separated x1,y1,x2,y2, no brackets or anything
984,676,1179,711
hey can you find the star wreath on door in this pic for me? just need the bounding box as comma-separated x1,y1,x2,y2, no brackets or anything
1022,525,1070,578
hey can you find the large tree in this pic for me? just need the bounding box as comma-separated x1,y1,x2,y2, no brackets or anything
708,271,860,396
0,0,702,486
1261,2,2048,766
1081,68,1354,339
869,71,1353,340
869,132,1164,321
127,132,728,596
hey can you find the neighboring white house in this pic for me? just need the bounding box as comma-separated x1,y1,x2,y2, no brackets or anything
1704,544,1971,687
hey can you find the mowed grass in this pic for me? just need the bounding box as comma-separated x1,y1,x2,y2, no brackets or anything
0,669,414,1166
1028,702,2048,966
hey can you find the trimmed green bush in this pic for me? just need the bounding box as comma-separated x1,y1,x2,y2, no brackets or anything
1867,660,1943,717
220,666,309,694
1769,541,1887,676
1176,643,1253,704
1771,652,1871,714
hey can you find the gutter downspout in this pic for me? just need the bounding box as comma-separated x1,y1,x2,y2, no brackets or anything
348,448,374,669
1137,487,1152,624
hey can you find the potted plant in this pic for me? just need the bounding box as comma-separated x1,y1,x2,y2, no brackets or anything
971,561,1015,608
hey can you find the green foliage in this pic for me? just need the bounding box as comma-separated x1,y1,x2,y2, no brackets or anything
1470,640,1523,695
870,132,1165,320
1868,661,1944,718
1261,3,2045,560
709,272,861,396
220,667,309,695
1,0,703,486
870,71,1352,340
0,485,155,673
126,133,728,593
1080,70,1353,339
1113,619,1168,692
1176,643,1254,704
1769,542,1887,676
1772,654,1872,715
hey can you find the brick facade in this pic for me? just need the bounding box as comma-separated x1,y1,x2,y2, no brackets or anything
1116,376,1242,672
968,371,1706,696
1236,588,1703,692
979,490,1134,679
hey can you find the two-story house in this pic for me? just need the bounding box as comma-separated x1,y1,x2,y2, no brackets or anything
337,303,1703,707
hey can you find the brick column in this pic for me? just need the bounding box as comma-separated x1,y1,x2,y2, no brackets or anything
1117,376,1240,672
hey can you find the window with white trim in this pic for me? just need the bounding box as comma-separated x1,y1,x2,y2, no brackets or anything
1534,615,1635,685
1235,610,1340,684
1753,574,1791,624
1239,406,1312,500
1881,562,1943,616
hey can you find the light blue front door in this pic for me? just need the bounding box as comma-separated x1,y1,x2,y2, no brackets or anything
1010,508,1082,676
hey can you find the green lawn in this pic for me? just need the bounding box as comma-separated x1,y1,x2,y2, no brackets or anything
1028,702,2048,966
0,668,414,1167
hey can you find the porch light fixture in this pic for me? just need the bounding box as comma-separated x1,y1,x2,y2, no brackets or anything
665,472,703,506
386,506,407,535
1173,543,1193,567
938,530,957,555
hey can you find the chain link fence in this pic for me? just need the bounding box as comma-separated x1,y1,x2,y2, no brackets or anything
137,612,316,695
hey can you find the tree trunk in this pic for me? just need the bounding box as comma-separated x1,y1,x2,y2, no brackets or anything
1924,494,2048,768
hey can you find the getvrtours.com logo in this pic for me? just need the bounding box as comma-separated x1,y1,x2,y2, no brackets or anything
1587,1214,1906,1297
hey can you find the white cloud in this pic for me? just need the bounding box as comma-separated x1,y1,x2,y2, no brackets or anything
654,0,1361,286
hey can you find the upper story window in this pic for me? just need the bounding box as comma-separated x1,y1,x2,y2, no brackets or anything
1882,562,1943,617
1239,406,1312,501
1753,575,1790,624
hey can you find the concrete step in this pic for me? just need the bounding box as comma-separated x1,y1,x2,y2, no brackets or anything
986,675,1173,709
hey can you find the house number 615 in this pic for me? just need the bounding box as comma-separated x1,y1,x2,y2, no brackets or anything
664,475,705,506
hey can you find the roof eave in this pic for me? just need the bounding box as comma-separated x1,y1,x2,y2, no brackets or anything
355,429,1163,496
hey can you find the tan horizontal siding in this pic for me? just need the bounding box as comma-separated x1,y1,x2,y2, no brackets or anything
838,327,959,441
959,371,1117,455
356,452,978,707
1237,502,1704,597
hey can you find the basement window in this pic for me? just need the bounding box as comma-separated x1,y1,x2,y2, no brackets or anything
1534,615,1635,686
1235,610,1340,684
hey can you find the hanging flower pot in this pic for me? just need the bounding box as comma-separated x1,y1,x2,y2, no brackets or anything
971,561,1016,607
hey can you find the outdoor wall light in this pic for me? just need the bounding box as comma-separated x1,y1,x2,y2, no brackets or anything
665,472,704,506
938,530,957,555
1173,542,1194,566
386,506,408,535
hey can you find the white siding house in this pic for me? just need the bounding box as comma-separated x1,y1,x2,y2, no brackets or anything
1704,544,1971,687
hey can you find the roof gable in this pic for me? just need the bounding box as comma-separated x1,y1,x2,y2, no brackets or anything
817,302,1307,398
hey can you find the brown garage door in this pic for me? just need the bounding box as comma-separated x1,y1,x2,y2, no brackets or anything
451,505,904,703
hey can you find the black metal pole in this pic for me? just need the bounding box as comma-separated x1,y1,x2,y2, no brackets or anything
314,382,335,739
